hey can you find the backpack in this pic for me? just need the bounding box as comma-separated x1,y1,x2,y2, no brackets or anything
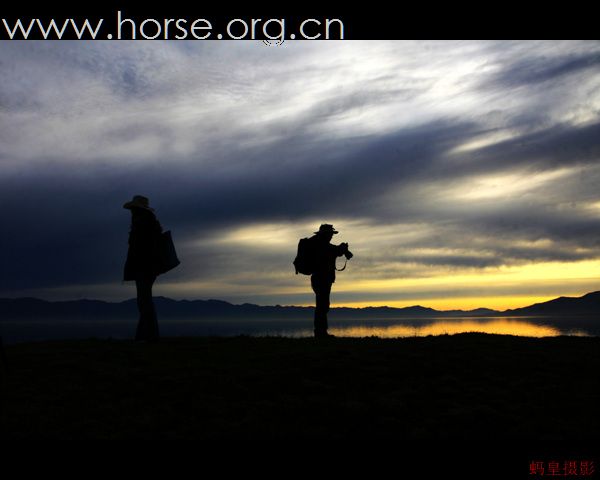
293,236,318,275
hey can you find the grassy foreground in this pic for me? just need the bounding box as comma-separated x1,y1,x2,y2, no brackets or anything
1,333,599,440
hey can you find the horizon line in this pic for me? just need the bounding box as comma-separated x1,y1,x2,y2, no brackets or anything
1,290,598,313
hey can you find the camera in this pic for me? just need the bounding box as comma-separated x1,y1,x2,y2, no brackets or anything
341,242,354,260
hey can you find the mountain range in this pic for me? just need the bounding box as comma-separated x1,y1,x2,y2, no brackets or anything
0,291,598,320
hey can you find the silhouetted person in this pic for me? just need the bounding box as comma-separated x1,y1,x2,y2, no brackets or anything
309,224,353,338
123,195,163,342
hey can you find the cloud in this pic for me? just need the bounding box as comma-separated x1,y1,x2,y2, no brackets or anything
1,40,599,306
487,50,600,89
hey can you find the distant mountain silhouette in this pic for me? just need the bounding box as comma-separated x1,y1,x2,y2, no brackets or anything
504,291,600,316
0,291,598,320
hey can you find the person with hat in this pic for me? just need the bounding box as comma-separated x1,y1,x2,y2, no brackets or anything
123,195,163,342
310,224,353,338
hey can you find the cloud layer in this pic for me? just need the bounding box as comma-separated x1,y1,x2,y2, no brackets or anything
1,41,599,308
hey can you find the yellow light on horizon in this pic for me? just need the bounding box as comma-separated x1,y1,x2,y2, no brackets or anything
332,296,556,311
334,260,600,291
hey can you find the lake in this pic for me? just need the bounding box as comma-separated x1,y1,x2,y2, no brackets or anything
0,315,597,344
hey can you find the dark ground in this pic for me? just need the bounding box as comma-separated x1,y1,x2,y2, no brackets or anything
0,333,599,443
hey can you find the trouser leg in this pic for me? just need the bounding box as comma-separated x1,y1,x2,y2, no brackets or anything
135,275,159,341
311,276,332,336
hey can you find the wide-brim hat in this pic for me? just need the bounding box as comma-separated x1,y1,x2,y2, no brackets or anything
315,224,338,234
123,195,154,211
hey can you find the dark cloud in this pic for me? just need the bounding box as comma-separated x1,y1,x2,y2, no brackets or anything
487,51,600,89
2,117,599,292
0,119,476,289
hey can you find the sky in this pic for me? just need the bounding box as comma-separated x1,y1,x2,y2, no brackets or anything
1,40,599,310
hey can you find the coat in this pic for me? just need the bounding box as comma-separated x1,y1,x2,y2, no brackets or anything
123,208,163,281
311,236,347,284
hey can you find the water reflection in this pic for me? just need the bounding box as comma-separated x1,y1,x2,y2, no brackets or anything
328,317,590,338
0,315,595,344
